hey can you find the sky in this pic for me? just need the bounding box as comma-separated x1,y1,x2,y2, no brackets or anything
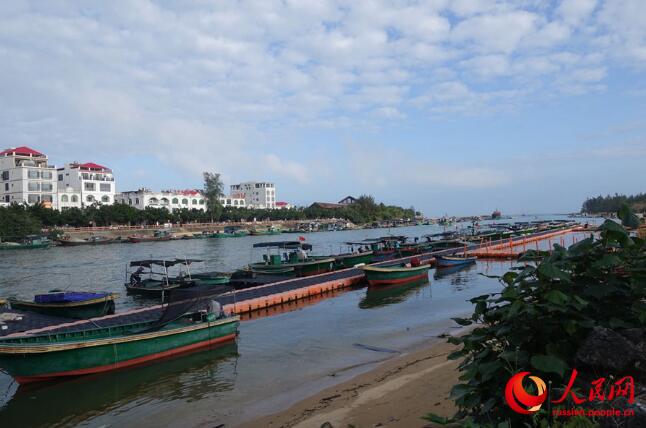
1,0,645,216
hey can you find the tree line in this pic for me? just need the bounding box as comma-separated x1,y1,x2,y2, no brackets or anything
581,192,646,213
0,195,415,240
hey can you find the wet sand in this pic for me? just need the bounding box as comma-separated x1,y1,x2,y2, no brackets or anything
240,339,460,428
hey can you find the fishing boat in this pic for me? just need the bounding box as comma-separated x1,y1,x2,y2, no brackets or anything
360,259,429,286
315,243,375,269
57,236,120,246
249,241,335,277
0,236,51,251
249,226,282,236
8,292,118,319
211,226,249,238
0,288,239,384
398,241,430,256
176,259,231,286
124,259,193,298
435,255,477,268
127,230,173,243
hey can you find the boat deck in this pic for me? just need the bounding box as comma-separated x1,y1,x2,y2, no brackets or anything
0,226,577,338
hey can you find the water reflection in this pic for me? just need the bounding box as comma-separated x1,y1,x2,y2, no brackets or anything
0,343,238,427
359,278,428,309
433,264,477,291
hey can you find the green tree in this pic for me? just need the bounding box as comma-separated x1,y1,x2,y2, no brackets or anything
203,172,224,221
0,204,42,240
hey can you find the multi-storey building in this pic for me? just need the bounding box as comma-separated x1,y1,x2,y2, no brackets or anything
229,181,276,209
0,146,58,209
219,195,246,208
115,189,207,211
57,162,116,207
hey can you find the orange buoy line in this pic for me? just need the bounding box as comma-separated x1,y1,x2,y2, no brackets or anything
465,227,583,260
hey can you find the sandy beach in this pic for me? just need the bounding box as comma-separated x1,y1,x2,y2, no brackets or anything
240,339,461,428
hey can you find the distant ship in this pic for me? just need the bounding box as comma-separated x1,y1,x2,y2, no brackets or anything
491,209,502,219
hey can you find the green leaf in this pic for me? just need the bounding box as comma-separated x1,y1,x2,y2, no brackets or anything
592,254,622,269
545,290,569,305
538,262,571,282
531,354,568,377
421,413,450,424
452,317,473,326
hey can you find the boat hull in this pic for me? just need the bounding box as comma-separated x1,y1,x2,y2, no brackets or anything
435,256,477,268
333,252,374,268
0,317,239,384
0,242,51,250
361,264,430,286
9,295,117,319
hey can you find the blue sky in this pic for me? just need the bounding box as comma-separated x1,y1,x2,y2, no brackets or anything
1,0,645,215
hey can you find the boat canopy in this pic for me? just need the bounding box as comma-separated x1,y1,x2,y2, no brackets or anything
130,258,205,268
129,259,182,268
252,241,313,250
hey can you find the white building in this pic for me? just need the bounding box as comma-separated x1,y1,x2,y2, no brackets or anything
0,146,58,209
57,162,116,207
229,181,276,209
219,195,246,208
116,189,207,211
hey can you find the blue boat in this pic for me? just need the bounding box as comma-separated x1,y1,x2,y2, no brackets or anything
435,255,477,268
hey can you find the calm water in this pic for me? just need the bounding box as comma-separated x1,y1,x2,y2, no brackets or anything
0,215,601,427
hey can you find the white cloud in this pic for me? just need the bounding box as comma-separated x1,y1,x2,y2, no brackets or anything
0,0,643,196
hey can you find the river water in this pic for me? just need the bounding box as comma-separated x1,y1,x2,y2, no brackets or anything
0,215,602,427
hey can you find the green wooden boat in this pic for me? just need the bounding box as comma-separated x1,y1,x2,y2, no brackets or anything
0,313,239,384
360,261,430,286
0,236,51,251
249,241,335,277
8,292,118,319
249,227,281,236
211,226,249,238
312,251,374,269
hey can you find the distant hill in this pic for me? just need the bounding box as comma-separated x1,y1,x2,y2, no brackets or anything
581,193,646,214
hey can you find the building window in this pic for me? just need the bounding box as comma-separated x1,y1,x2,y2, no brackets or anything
84,183,96,191
135,198,139,204
100,183,111,192
199,199,204,205
86,195,95,203
41,194,53,203
61,195,69,202
161,198,169,205
28,182,40,191
128,199,132,205
149,197,158,205
4,183,8,191
71,195,78,203
28,194,40,203
2,171,9,180
41,171,52,179
101,195,110,203
58,174,63,181
172,198,179,204
28,170,39,179
41,183,53,191
4,195,8,203
192,199,197,205
182,198,188,204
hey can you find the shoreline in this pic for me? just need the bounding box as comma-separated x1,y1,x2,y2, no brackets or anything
238,338,461,428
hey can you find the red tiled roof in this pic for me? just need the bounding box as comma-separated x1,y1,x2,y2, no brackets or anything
78,162,110,171
276,201,289,206
177,189,201,196
0,146,44,157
